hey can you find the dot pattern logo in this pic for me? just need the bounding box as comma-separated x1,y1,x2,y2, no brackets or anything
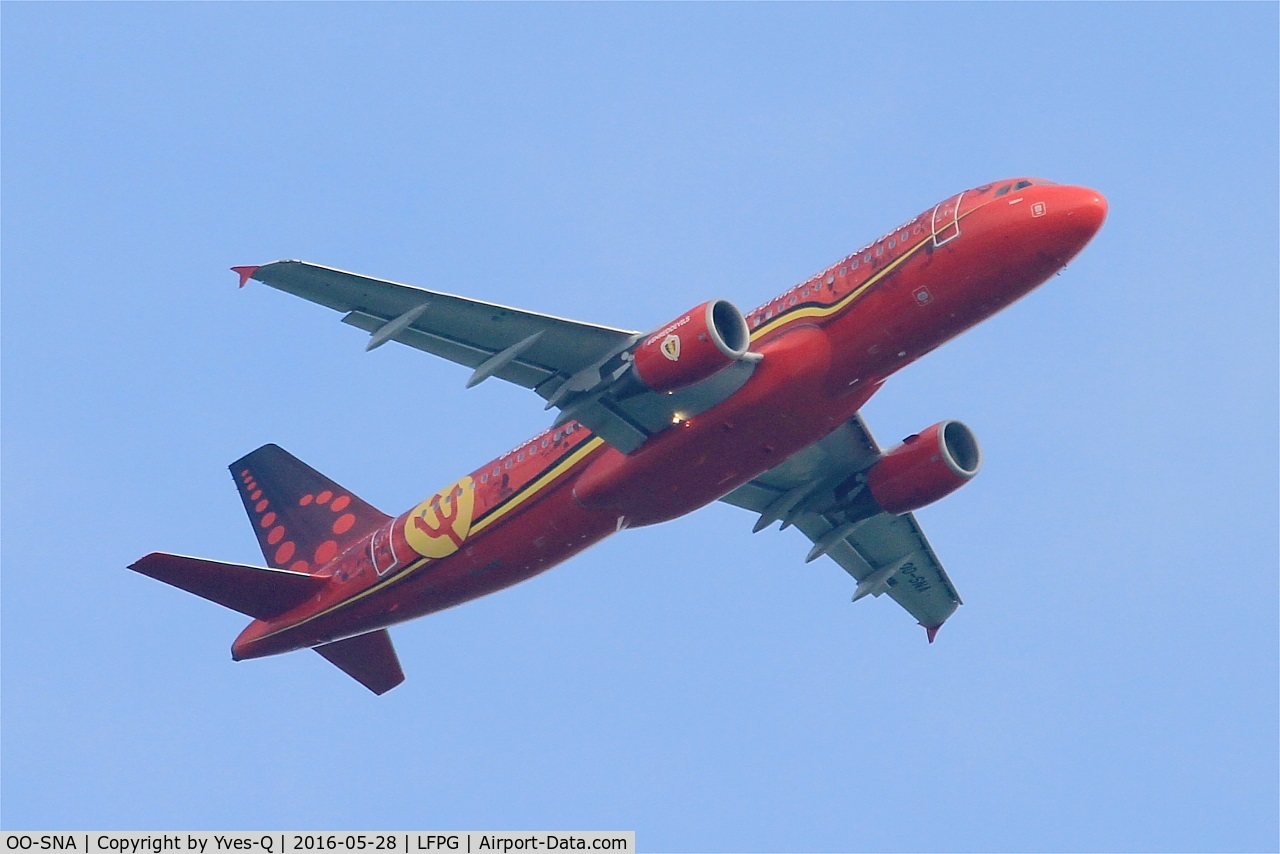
238,465,366,573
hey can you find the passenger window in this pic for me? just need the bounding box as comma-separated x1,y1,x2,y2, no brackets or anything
851,258,859,270
541,438,550,448
887,238,896,249
751,316,761,328
875,244,884,257
863,252,872,263
995,184,1011,197
480,474,488,484
504,459,512,470
788,296,797,307
492,467,500,477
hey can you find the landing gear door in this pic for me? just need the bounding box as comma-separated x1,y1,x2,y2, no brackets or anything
931,192,965,247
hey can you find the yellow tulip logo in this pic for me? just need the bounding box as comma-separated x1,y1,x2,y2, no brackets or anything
404,476,475,558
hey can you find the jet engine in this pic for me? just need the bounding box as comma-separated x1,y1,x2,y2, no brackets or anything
630,300,753,393
864,420,982,514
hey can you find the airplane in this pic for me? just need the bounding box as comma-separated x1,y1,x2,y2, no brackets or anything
130,178,1106,694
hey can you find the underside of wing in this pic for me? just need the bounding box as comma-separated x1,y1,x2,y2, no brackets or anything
242,261,761,453
247,260,637,392
792,509,961,633
720,413,962,636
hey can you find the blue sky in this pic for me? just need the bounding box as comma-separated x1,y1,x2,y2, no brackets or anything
3,4,1276,851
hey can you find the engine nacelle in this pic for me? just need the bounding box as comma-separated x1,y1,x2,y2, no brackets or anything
631,300,752,393
865,421,982,515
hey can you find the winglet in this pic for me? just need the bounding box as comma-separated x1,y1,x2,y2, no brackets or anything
231,265,261,288
921,623,941,643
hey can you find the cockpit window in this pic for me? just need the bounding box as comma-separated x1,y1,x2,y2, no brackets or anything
994,184,1012,197
1014,180,1032,190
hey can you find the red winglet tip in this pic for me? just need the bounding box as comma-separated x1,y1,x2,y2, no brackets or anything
922,623,941,644
231,265,261,288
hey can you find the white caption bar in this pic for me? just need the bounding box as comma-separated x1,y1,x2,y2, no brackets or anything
1,834,635,854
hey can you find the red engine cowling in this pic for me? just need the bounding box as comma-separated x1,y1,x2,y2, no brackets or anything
631,300,751,393
866,421,982,515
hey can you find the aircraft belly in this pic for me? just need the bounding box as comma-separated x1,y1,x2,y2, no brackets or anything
387,482,619,621
244,330,873,655
573,326,875,527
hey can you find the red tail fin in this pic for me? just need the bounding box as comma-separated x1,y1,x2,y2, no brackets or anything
231,444,389,573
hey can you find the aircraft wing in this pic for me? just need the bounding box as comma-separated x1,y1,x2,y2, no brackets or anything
719,413,963,636
242,260,758,453
244,260,639,393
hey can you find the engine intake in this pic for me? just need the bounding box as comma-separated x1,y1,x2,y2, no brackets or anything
865,420,982,515
631,300,752,393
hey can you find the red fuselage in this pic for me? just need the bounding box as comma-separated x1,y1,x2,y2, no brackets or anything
232,179,1107,660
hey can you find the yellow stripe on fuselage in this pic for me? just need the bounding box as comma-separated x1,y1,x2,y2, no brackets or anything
748,214,976,342
470,436,605,535
255,436,606,643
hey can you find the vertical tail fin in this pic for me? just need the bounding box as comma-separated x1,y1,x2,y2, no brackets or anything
231,444,390,573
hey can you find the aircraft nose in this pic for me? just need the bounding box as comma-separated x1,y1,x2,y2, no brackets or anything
1040,185,1107,259
1069,186,1108,235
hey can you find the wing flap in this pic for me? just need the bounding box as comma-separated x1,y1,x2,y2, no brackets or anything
314,629,405,695
792,510,961,628
341,310,559,389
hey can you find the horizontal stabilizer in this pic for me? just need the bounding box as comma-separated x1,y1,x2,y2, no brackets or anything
129,552,328,620
314,630,405,695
